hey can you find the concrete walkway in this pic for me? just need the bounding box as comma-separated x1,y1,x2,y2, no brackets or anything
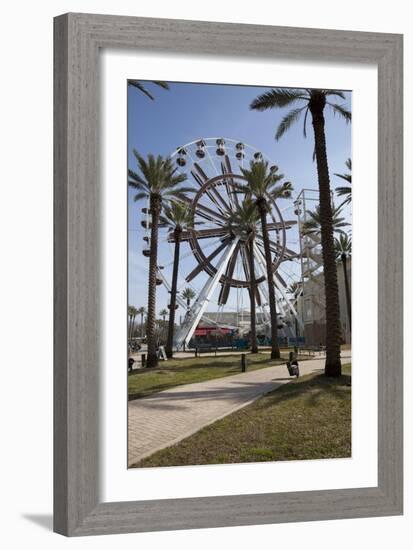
128,352,351,466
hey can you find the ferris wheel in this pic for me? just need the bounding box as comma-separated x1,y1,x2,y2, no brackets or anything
140,137,303,349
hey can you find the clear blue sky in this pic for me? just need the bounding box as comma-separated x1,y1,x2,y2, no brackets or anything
128,81,352,317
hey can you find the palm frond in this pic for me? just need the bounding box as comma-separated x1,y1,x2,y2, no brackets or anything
128,169,149,190
153,81,169,90
334,173,351,183
334,158,352,206
275,107,306,140
133,192,148,202
250,88,307,111
303,107,310,138
301,204,350,236
336,186,352,196
328,102,352,123
128,80,154,100
324,90,346,100
334,232,352,259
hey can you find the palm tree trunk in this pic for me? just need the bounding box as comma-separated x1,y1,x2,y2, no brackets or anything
248,240,258,354
341,254,352,332
257,199,280,359
166,228,181,358
140,312,144,337
128,315,132,340
310,104,342,376
146,195,161,368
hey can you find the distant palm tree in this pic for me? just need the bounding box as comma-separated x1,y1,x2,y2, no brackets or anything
128,305,137,340
334,233,352,331
128,80,169,100
163,201,194,358
182,287,196,310
302,204,349,236
250,88,351,376
227,198,261,354
128,151,192,368
159,308,168,323
137,306,146,337
335,158,352,207
239,160,293,359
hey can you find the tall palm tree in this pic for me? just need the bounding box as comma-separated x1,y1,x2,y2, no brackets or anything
163,201,194,358
251,88,351,376
334,158,352,207
159,308,168,323
239,160,293,359
128,80,169,100
137,306,146,337
334,233,352,331
227,198,261,354
182,287,196,310
128,151,192,368
301,204,349,236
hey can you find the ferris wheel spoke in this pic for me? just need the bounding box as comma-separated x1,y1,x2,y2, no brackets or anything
266,220,297,231
223,155,241,208
255,237,279,257
168,227,228,243
242,244,262,307
219,161,234,212
180,195,226,226
256,235,297,260
218,241,241,305
185,238,232,282
191,170,227,215
193,163,231,215
240,245,250,282
275,271,288,288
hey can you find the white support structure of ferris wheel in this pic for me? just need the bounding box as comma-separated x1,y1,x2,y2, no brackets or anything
174,237,240,349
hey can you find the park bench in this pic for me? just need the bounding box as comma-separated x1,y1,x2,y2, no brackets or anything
195,343,217,355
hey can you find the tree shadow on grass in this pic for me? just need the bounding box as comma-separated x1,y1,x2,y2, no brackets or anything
129,378,294,409
257,373,351,410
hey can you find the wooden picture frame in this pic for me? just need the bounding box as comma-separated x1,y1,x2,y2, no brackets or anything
54,13,403,536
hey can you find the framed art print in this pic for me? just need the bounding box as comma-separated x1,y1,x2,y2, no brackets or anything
54,13,403,536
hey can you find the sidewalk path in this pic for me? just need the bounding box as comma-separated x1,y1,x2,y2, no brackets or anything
128,352,351,466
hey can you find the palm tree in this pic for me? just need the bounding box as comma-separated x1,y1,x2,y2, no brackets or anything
159,308,168,323
128,80,169,100
227,198,261,354
251,88,351,376
137,306,146,337
239,160,293,359
182,287,196,310
128,305,137,340
334,233,352,331
335,158,352,207
128,151,192,368
163,201,194,358
301,204,349,236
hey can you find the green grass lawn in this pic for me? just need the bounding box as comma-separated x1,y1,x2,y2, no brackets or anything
128,351,305,400
132,364,351,467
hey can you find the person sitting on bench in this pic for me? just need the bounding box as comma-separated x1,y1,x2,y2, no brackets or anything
286,347,300,378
